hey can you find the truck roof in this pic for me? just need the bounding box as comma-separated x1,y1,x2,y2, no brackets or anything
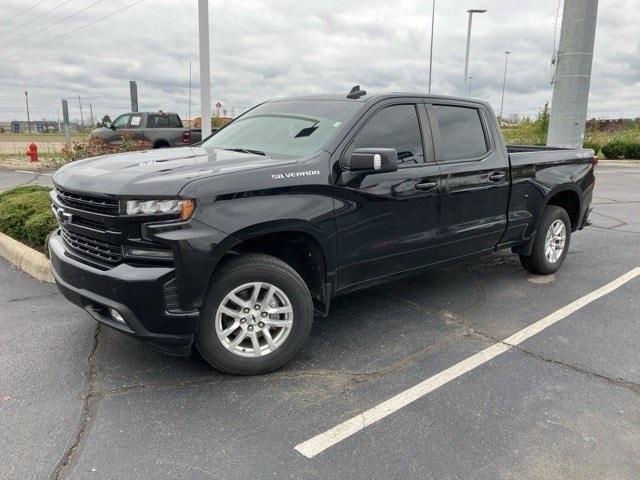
268,92,493,109
119,112,180,116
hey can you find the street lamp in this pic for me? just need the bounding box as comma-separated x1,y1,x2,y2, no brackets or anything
198,0,212,138
463,8,486,96
428,0,436,93
499,50,511,121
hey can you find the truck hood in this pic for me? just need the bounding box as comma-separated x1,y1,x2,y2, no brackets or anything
53,147,298,196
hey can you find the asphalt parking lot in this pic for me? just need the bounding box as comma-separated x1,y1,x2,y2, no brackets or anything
1,162,639,480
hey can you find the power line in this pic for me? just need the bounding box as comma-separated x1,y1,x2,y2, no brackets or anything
0,0,49,27
0,0,106,51
0,0,143,60
0,0,74,40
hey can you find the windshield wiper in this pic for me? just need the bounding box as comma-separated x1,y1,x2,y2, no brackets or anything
222,147,267,157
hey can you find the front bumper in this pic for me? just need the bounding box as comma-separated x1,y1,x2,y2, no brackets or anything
49,230,197,356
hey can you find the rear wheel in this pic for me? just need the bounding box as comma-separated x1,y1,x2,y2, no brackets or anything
196,254,313,375
520,205,571,275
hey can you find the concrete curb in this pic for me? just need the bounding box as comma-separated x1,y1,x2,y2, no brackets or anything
598,159,640,166
0,232,54,283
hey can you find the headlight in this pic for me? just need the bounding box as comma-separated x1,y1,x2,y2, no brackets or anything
124,199,195,220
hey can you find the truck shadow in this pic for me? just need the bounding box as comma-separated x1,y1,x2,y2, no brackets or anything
93,250,532,395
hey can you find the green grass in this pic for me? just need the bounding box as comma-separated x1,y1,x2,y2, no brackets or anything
0,186,57,251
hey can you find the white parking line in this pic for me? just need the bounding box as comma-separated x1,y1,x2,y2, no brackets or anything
295,267,640,459
14,170,53,176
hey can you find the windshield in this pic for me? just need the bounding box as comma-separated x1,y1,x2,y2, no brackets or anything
202,100,360,157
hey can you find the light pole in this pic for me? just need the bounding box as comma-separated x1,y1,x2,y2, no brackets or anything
468,75,474,98
463,9,486,96
499,50,511,121
198,0,212,138
428,0,436,93
188,60,192,126
24,91,31,133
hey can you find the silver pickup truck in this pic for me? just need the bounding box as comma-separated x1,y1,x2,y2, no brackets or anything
90,111,203,149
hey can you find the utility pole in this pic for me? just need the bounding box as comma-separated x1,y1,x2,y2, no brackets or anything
499,51,511,121
61,99,70,147
89,102,94,128
463,9,486,96
188,60,192,125
129,81,139,113
77,95,85,131
547,0,599,147
427,0,435,93
468,75,474,98
198,0,212,138
24,91,31,133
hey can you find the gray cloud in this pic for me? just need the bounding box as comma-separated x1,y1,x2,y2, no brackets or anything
0,0,637,122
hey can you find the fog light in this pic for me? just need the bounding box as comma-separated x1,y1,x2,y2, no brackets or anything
109,308,125,324
122,246,174,260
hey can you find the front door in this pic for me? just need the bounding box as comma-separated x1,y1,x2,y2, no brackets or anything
333,101,442,291
428,102,510,260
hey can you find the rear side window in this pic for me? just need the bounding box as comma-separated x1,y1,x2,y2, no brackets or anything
168,115,182,128
148,115,170,128
433,105,488,161
351,105,424,166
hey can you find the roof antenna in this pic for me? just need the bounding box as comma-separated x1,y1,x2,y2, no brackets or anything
347,85,367,99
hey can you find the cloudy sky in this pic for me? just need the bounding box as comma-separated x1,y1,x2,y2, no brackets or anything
0,0,638,124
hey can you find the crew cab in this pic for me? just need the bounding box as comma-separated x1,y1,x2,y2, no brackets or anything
49,88,595,375
90,111,203,148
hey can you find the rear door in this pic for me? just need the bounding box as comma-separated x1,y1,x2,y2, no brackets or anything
428,102,510,259
147,114,176,146
333,100,442,291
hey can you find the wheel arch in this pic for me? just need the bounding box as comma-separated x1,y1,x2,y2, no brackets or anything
209,221,337,315
153,139,171,149
542,186,583,231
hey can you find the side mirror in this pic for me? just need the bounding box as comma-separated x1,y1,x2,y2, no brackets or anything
341,148,398,174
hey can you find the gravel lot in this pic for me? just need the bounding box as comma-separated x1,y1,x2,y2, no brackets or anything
1,163,639,479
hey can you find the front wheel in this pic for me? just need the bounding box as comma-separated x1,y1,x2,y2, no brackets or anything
196,253,314,375
520,205,572,275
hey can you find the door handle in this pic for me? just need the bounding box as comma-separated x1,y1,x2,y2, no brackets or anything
488,171,507,182
415,181,438,191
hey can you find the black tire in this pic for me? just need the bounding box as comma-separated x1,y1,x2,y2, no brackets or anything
196,253,313,375
520,205,572,275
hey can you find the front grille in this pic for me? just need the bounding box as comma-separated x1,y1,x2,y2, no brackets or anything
61,227,122,264
56,188,119,215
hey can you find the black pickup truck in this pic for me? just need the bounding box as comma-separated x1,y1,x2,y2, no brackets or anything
49,89,595,374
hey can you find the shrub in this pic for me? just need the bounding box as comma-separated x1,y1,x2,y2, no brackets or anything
60,132,152,163
0,186,57,250
23,211,58,248
601,141,628,159
583,141,601,155
624,142,640,159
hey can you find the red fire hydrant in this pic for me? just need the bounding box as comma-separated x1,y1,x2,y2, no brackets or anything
26,143,38,162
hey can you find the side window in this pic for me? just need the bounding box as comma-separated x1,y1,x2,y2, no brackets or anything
432,105,488,161
168,115,182,128
112,115,130,129
148,115,170,128
351,104,424,166
129,115,142,128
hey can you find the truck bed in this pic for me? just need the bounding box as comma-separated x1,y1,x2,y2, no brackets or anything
507,144,594,167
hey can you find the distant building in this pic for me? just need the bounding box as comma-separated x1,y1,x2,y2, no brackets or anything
191,116,234,129
0,120,79,134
